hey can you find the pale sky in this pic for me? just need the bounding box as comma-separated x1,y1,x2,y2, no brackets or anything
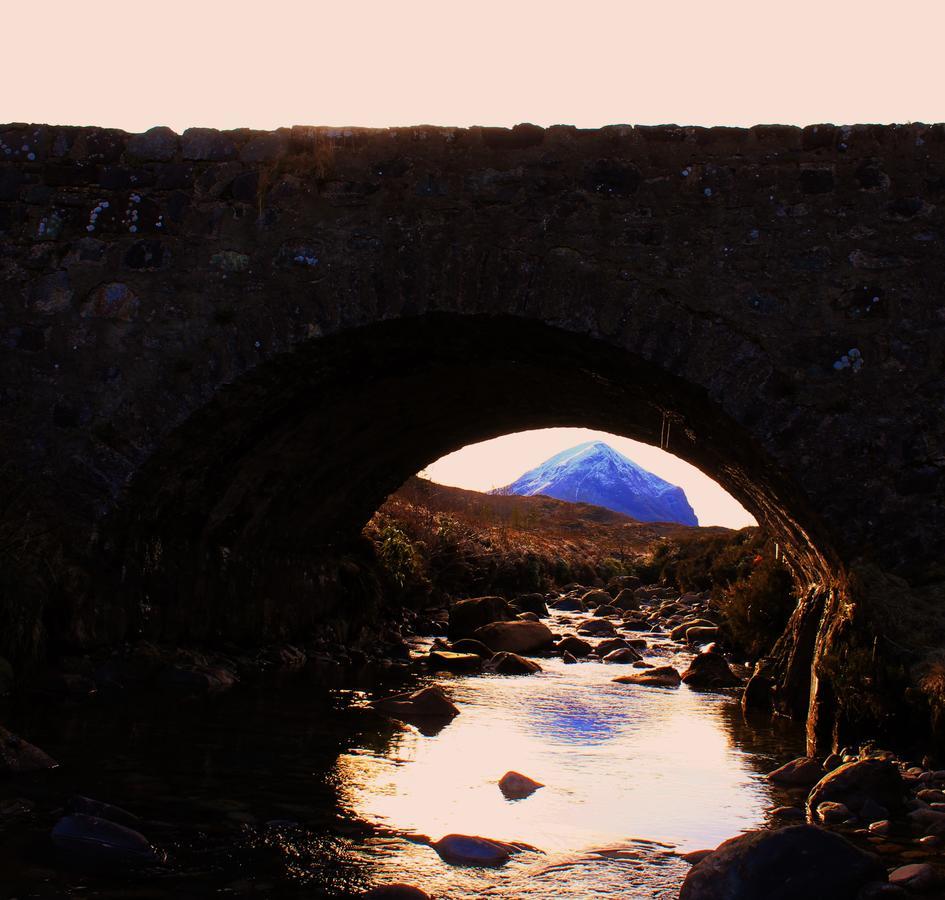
424,429,756,529
5,1,945,132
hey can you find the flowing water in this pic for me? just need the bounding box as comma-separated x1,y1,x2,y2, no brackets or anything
0,612,805,899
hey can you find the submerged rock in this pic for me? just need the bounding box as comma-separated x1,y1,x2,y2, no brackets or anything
679,824,885,900
473,621,554,654
498,770,544,799
51,814,163,869
0,725,58,774
613,665,681,687
372,685,459,722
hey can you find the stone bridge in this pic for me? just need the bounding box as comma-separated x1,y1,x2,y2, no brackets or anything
1,121,943,749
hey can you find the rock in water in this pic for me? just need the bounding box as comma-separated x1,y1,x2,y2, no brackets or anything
557,635,593,657
431,833,520,866
372,685,459,722
681,651,741,687
513,593,549,617
0,725,58,774
51,814,163,869
807,758,905,820
603,648,641,664
488,652,541,675
679,824,885,900
450,638,494,659
448,597,514,640
472,621,554,654
613,666,681,687
576,618,617,637
428,650,482,673
766,757,826,787
670,619,716,641
499,771,544,800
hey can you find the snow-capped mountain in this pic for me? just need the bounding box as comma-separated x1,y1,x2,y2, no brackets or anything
493,441,698,526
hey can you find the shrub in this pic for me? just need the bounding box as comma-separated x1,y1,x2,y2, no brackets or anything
712,557,796,658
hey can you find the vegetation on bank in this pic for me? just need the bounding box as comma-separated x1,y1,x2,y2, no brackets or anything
366,477,797,662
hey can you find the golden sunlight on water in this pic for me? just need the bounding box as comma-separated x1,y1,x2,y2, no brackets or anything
333,616,801,898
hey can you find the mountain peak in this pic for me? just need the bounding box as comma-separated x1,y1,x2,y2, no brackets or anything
493,441,698,526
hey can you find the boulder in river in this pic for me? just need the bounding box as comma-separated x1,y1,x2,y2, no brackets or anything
670,619,716,641
488,652,542,675
516,612,540,622
686,626,720,645
581,589,612,607
576,619,617,638
603,648,642,664
0,725,58,774
428,650,482,673
766,757,825,787
551,597,586,612
612,589,640,611
473,621,554,654
448,597,514,640
681,651,741,687
613,665,681,687
450,638,494,659
51,814,164,869
806,758,905,820
513,593,549,617
498,771,544,799
679,824,886,900
742,671,774,714
593,604,620,617
562,651,578,665
557,635,592,657
372,685,459,722
596,637,630,655
431,833,524,867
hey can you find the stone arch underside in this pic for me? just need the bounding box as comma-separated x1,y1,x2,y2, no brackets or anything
102,313,840,748
2,121,944,752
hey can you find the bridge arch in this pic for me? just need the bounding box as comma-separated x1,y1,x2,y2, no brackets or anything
2,121,943,749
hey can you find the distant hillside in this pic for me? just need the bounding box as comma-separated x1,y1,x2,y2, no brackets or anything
366,476,736,601
494,441,698,526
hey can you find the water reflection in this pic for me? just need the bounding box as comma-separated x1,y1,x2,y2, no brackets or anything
336,625,805,898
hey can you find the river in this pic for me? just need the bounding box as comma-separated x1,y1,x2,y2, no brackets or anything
0,610,804,899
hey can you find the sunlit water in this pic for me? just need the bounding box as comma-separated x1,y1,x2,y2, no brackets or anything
337,614,804,897
0,611,804,899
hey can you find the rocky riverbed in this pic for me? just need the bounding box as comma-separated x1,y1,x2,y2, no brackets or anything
1,579,941,897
